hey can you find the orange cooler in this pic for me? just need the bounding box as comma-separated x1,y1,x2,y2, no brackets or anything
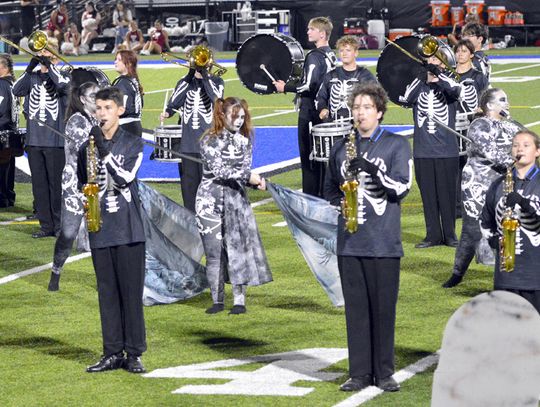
388,29,413,41
451,7,465,26
431,1,451,27
465,0,485,24
488,6,506,25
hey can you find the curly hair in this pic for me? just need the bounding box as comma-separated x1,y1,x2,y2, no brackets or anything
348,83,389,122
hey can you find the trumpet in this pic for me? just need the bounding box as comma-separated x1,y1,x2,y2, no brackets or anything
28,30,74,69
161,45,227,77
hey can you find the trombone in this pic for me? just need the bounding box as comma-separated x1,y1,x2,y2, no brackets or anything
161,45,227,77
28,30,74,69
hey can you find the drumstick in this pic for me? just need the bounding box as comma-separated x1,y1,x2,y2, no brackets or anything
160,89,169,127
260,64,277,83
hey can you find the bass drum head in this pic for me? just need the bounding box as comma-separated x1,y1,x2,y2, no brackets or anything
376,35,424,108
236,33,304,95
71,67,111,89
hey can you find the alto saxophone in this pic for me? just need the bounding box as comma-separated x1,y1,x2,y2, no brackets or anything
340,126,359,233
499,162,519,272
82,135,102,233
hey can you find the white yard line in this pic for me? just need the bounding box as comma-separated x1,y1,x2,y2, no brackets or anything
0,252,91,286
0,216,27,226
491,63,540,75
332,352,440,407
525,120,540,128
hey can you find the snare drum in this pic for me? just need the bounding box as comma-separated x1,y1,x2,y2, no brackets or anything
154,125,182,162
311,121,352,162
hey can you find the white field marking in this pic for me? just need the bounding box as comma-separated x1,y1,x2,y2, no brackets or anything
273,221,287,227
0,252,91,286
491,63,540,75
252,109,296,120
0,216,28,226
532,105,540,109
490,76,540,83
15,155,31,175
525,120,540,128
332,352,440,407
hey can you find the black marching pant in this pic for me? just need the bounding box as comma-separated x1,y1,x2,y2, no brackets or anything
298,113,325,197
27,146,65,234
0,155,15,206
91,242,147,357
452,211,482,276
178,153,203,213
414,157,459,244
499,289,540,314
338,256,400,380
53,210,84,271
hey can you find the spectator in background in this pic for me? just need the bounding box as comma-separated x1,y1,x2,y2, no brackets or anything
20,0,39,38
123,20,144,53
461,22,491,80
140,20,169,56
81,1,101,51
46,1,69,46
112,1,132,54
61,22,82,56
447,13,480,47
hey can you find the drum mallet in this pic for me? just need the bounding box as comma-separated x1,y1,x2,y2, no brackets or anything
160,89,169,127
260,64,277,83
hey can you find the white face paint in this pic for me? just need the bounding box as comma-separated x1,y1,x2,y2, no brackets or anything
80,85,99,115
489,90,510,117
225,107,245,133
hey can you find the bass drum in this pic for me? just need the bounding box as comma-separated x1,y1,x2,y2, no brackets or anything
236,33,304,95
71,67,110,89
376,34,425,108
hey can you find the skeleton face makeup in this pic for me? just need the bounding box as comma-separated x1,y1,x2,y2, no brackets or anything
225,107,245,133
489,90,509,117
81,85,99,115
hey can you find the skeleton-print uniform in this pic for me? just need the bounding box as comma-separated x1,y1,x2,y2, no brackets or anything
481,166,540,292
455,68,488,154
165,73,224,154
401,72,461,158
285,46,337,197
324,127,413,256
112,75,143,135
462,117,520,219
316,66,377,121
52,112,98,271
0,75,18,207
473,50,490,81
77,127,145,249
195,130,272,305
13,64,70,147
324,126,412,382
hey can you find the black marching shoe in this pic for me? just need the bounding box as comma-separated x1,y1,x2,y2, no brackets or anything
442,274,463,288
339,375,373,392
444,239,459,248
414,240,442,249
376,376,400,392
205,303,225,314
124,355,146,374
229,305,246,315
32,230,55,239
86,352,125,373
48,272,60,291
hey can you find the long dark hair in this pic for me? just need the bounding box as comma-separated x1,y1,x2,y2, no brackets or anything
116,49,143,94
208,97,253,139
66,81,97,121
478,87,504,117
0,53,14,81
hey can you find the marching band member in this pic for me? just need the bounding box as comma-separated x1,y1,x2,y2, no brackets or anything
324,83,412,393
317,35,376,122
480,129,540,313
0,54,18,208
112,49,143,137
196,97,271,315
453,38,489,217
13,38,70,238
79,87,147,374
47,82,99,292
400,51,461,249
461,22,491,80
274,16,337,198
443,88,520,288
160,62,224,212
